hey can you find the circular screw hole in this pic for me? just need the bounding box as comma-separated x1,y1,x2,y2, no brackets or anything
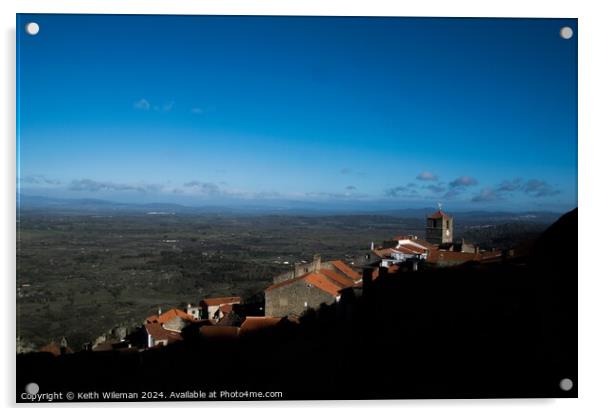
559,378,573,391
25,22,40,36
560,26,573,40
25,382,39,395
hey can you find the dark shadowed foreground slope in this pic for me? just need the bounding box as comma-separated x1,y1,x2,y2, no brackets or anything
17,209,577,401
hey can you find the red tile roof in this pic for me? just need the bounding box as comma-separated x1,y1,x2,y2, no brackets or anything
319,268,356,287
392,245,424,255
400,242,428,252
201,296,241,307
427,250,479,263
265,260,358,297
376,244,427,257
412,239,439,251
428,210,451,220
145,315,159,323
330,260,361,280
266,271,348,297
304,272,345,297
240,316,283,334
146,308,196,324
144,322,183,344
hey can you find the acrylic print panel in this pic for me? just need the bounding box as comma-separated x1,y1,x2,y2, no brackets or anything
16,14,577,402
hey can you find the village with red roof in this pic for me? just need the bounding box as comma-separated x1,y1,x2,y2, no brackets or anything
61,209,507,354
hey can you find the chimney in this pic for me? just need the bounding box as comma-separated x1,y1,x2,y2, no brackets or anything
313,254,321,271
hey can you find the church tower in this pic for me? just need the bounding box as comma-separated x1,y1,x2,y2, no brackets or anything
426,208,453,245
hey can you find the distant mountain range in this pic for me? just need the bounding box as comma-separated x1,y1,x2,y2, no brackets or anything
16,194,566,223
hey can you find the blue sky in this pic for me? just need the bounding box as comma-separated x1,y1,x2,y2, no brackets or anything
17,15,577,212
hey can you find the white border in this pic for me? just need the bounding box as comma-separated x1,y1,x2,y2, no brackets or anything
3,1,601,415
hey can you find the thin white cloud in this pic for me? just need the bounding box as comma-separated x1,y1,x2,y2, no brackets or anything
472,188,500,202
134,99,174,112
385,185,420,198
182,181,220,196
449,176,478,188
134,98,150,111
69,179,162,193
472,178,561,203
522,179,561,197
416,171,438,181
20,175,61,185
423,184,445,194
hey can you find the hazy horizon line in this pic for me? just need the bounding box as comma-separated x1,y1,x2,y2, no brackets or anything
16,193,573,215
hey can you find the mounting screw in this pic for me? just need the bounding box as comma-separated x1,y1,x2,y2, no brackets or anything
559,378,573,391
25,22,40,36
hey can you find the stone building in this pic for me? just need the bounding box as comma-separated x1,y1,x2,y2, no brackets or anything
425,209,454,245
264,256,361,317
272,254,323,284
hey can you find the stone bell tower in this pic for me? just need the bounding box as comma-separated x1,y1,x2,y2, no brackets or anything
425,206,453,245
